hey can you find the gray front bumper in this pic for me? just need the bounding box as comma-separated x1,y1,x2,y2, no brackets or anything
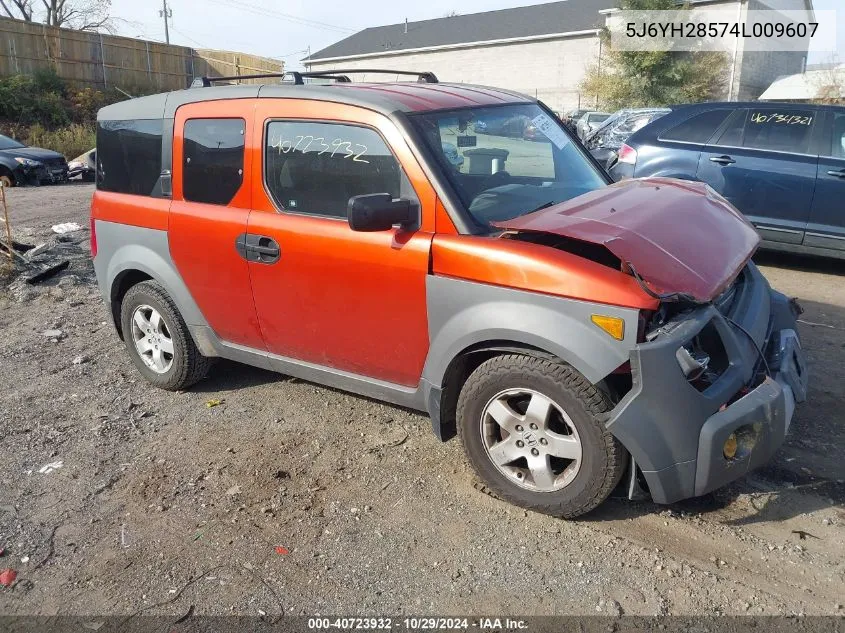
607,263,808,504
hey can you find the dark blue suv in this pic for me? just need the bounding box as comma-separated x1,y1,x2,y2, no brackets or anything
610,102,845,259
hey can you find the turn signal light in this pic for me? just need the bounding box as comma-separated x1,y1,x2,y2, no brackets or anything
591,315,625,341
723,432,738,459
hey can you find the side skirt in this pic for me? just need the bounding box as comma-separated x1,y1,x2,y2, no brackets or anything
190,325,432,413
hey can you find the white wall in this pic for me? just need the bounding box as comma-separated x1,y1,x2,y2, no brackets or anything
307,34,603,114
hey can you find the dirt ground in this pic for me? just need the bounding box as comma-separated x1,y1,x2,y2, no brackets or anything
0,183,843,618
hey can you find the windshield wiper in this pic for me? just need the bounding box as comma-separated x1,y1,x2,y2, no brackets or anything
526,201,556,214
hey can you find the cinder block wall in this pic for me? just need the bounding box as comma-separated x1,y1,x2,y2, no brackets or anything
307,34,602,114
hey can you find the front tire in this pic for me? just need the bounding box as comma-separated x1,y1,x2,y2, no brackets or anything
457,354,626,518
119,281,211,391
0,170,14,188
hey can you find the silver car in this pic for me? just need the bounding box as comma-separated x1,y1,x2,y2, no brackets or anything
576,112,611,140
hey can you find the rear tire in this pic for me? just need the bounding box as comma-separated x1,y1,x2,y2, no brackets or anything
119,281,211,391
457,354,626,518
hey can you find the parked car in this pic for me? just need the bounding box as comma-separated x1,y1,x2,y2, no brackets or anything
474,113,530,137
68,148,96,182
576,112,611,140
611,101,845,259
92,75,807,518
585,108,672,168
0,134,69,187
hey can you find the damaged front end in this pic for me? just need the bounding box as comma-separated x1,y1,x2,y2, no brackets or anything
494,177,808,504
607,264,807,503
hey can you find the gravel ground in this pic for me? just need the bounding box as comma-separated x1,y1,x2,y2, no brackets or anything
0,183,843,617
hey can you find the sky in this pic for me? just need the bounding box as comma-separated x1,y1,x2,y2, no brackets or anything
108,0,843,70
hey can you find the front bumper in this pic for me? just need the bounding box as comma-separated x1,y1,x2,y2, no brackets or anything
607,263,808,504
14,163,68,185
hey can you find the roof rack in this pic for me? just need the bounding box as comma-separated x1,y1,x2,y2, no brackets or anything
190,68,438,88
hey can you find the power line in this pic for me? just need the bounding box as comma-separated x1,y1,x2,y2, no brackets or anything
205,0,356,34
170,26,207,49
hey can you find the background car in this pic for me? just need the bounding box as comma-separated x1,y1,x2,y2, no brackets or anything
0,133,69,187
68,148,96,182
610,101,845,259
474,114,530,137
576,112,611,140
585,108,672,168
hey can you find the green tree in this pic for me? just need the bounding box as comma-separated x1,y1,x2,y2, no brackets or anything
580,0,728,110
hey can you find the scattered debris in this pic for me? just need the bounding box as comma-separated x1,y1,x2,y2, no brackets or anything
26,259,70,285
51,222,83,234
0,547,5,557
791,530,819,541
0,569,17,587
72,354,89,365
206,399,225,408
0,239,34,256
38,460,63,474
226,485,241,496
42,329,64,339
20,556,29,564
81,622,105,631
274,546,289,556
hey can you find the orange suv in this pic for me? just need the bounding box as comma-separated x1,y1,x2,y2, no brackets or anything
91,70,808,517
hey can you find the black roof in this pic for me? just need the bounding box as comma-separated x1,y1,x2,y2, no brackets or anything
306,0,616,62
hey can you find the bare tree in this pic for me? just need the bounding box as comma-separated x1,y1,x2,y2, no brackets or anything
0,0,35,21
812,57,845,105
40,0,114,32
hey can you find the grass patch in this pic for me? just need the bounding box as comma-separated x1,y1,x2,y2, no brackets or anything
26,123,95,159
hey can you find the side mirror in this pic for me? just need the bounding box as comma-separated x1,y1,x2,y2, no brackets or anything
347,193,418,232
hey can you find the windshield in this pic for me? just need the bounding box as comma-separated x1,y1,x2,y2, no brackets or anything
0,134,25,151
410,104,607,227
588,113,610,124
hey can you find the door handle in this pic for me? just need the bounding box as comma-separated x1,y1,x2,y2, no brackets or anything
826,169,845,178
235,233,281,264
709,155,736,165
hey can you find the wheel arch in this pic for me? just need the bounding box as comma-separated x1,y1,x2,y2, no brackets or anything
95,225,210,341
430,339,561,441
422,276,639,442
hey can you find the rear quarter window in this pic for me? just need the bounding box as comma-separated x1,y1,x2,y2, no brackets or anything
659,109,732,144
97,119,163,196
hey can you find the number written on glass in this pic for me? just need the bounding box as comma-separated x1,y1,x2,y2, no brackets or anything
750,112,813,126
270,134,369,162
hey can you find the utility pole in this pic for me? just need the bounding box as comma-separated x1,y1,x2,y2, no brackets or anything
159,0,172,45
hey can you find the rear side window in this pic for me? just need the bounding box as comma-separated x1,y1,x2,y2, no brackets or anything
712,109,815,154
97,119,163,195
660,109,731,144
264,121,412,218
183,118,245,205
741,109,815,154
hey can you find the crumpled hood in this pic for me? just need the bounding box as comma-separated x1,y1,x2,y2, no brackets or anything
493,177,760,302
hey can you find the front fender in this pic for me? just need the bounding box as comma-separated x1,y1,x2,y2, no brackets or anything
421,275,639,388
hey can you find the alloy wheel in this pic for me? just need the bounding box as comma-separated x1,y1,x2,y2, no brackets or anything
130,304,174,374
480,388,582,492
